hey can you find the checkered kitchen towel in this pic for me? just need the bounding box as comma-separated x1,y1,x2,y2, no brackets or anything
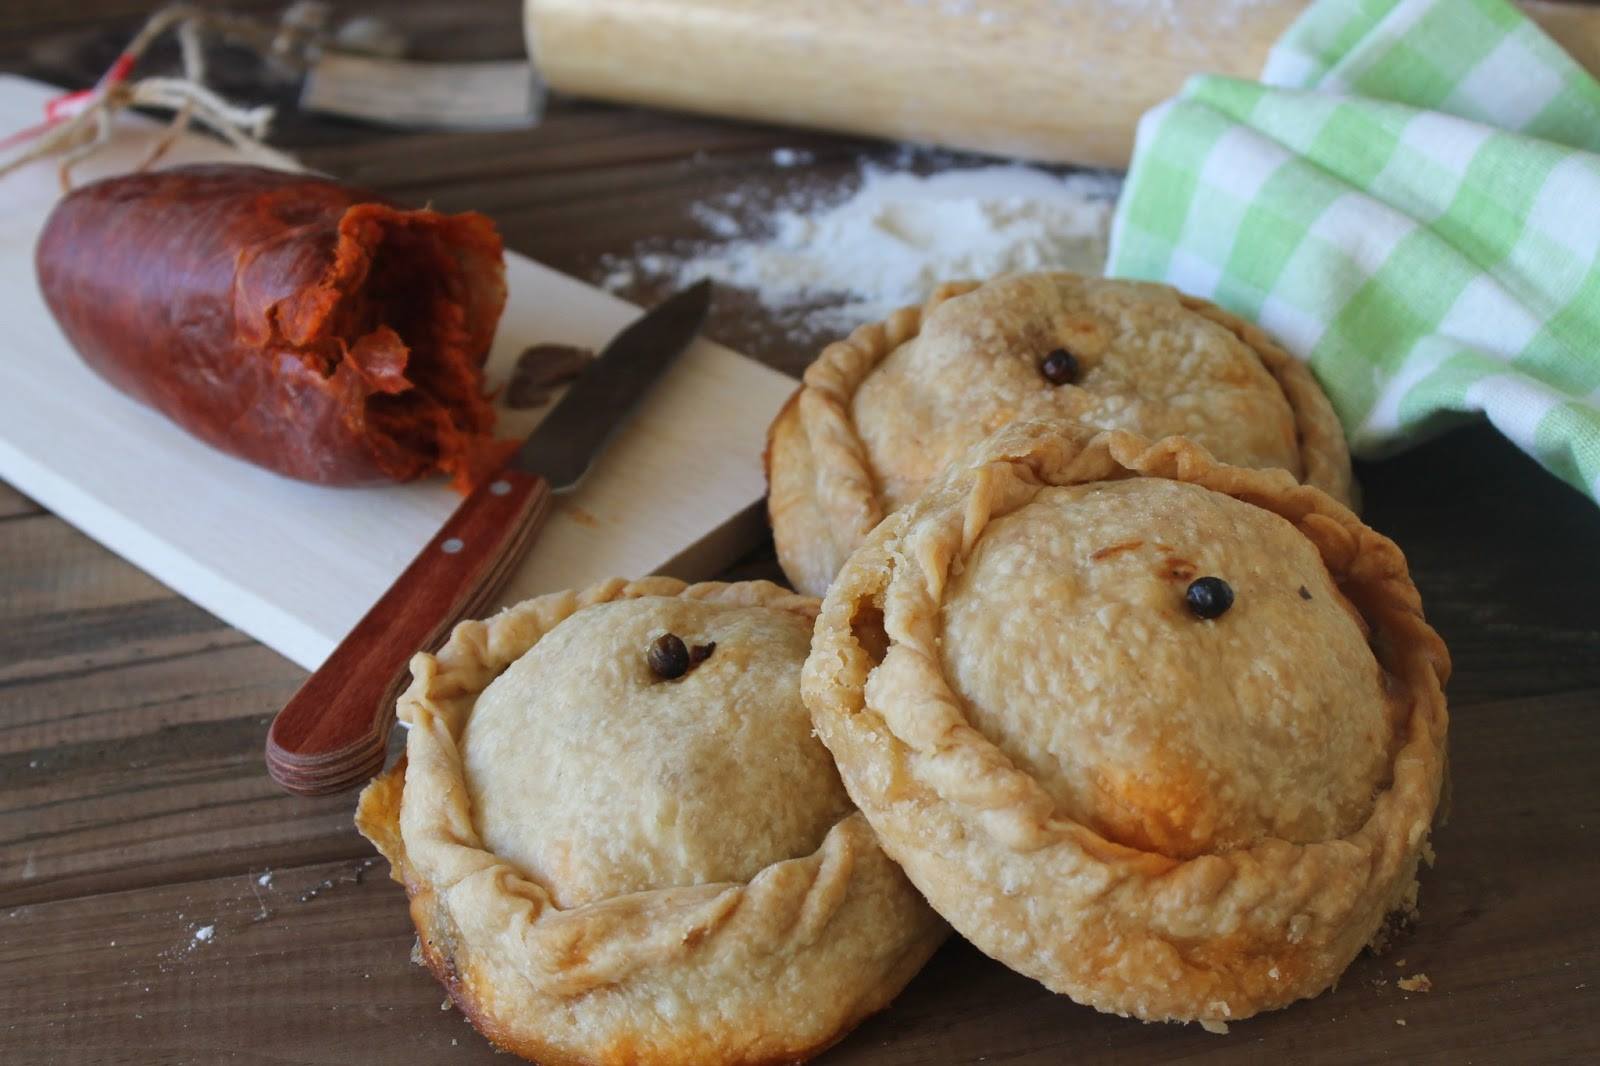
1108,0,1600,503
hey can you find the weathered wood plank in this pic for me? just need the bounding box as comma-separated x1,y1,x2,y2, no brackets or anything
0,481,43,520
2,2,1600,1064
2,674,1598,1066
0,514,169,617
1356,425,1600,708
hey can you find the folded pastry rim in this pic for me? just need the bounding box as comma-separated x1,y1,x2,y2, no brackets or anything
802,421,1448,1025
358,576,944,1065
767,275,1357,597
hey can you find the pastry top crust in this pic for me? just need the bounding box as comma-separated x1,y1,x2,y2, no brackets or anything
768,273,1356,597
464,595,850,909
802,421,1448,1025
357,577,945,1066
941,476,1394,859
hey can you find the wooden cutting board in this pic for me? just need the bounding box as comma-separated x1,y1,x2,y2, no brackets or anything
0,74,796,671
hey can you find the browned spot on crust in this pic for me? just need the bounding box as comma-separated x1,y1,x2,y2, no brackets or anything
1052,314,1109,360
1162,557,1197,581
1090,539,1144,562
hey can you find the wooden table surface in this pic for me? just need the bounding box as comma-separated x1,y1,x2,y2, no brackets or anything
3,3,1598,1064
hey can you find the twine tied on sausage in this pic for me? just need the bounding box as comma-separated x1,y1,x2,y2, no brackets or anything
0,4,313,189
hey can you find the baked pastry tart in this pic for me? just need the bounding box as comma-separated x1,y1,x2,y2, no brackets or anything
357,577,945,1065
802,420,1448,1028
767,272,1355,596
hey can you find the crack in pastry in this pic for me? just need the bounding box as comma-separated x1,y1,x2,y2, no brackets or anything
767,272,1357,597
356,576,946,1065
802,420,1448,1028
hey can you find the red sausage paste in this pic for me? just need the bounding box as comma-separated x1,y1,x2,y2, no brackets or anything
36,164,513,490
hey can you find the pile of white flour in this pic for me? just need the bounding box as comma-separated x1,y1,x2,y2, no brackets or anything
600,160,1122,335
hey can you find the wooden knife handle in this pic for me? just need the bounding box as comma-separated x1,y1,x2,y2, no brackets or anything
265,468,553,796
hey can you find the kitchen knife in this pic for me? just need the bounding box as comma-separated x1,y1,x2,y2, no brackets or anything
265,280,713,796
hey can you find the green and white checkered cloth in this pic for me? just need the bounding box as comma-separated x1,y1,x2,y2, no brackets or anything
1108,0,1600,503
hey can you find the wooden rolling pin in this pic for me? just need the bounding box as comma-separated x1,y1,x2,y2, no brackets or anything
525,0,1600,169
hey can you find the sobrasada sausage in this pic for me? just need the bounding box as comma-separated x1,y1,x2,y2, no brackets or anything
36,164,512,489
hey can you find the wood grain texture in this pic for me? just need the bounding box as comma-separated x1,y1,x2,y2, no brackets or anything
0,482,42,519
4,2,1600,1064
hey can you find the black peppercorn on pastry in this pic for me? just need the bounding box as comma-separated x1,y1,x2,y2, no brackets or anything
765,272,1356,596
802,420,1448,1030
356,577,945,1066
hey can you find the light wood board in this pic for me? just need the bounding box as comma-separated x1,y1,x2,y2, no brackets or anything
0,74,796,671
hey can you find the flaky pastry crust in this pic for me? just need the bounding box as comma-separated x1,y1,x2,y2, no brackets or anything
801,421,1448,1027
357,577,946,1065
767,273,1357,596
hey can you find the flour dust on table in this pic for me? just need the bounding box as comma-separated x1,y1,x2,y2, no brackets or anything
601,162,1122,339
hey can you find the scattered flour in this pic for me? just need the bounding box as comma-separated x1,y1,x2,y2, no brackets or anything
602,163,1120,336
193,925,215,944
770,147,814,168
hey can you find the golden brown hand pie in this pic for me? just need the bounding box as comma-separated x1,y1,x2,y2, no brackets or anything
356,577,946,1065
802,420,1448,1029
767,272,1356,596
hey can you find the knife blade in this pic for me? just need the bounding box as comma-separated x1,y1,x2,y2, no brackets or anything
265,280,713,796
517,278,711,489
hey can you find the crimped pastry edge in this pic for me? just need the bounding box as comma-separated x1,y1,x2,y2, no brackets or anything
766,274,1357,597
801,420,1447,1026
356,576,946,1065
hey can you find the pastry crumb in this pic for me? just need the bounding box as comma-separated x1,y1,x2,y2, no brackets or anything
1398,973,1432,993
1199,1019,1230,1035
1395,1018,1407,1026
1394,958,1407,968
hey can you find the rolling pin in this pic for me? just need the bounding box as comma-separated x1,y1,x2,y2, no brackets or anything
525,0,1600,169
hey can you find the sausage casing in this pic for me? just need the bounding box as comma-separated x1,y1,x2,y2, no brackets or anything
36,164,512,489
